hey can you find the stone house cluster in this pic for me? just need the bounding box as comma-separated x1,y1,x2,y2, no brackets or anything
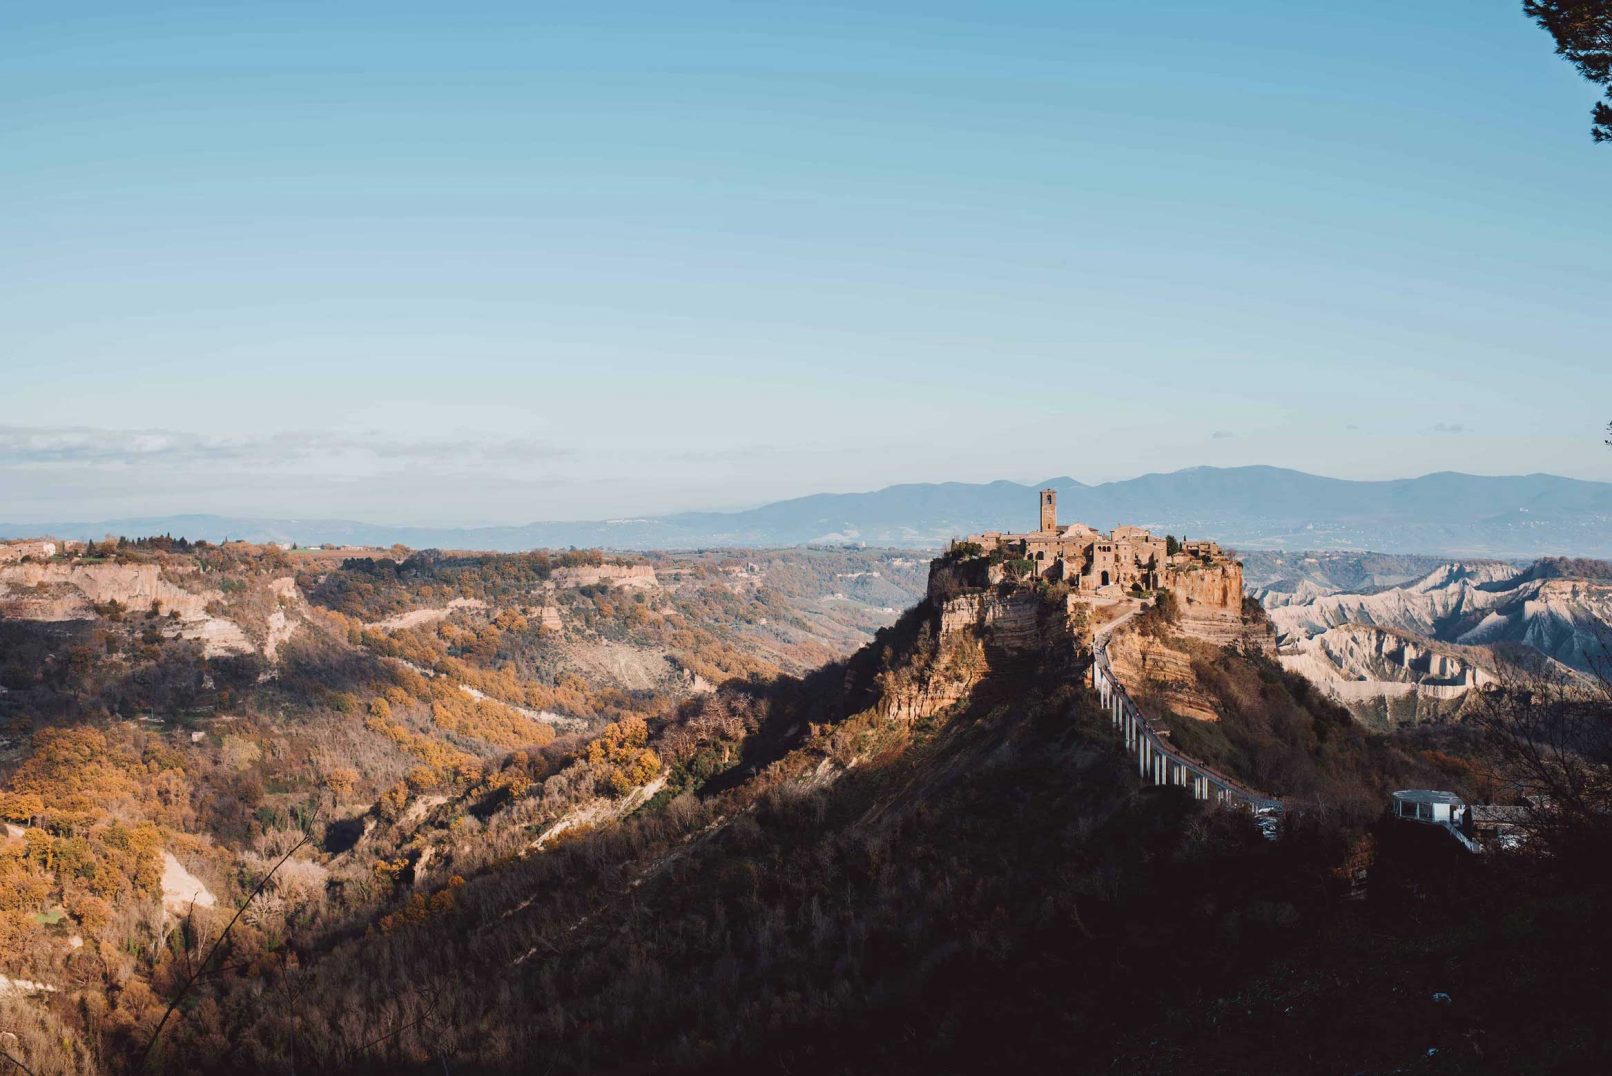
952,489,1230,595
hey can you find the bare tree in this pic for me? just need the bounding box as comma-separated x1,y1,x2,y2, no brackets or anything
1476,413,1612,849
1473,636,1612,857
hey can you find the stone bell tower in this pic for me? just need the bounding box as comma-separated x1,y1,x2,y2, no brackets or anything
1039,488,1057,534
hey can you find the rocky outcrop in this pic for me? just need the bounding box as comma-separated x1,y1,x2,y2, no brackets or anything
1243,550,1459,608
926,557,1000,602
0,562,308,661
529,774,668,852
458,683,589,732
1107,629,1221,722
1457,577,1612,672
858,599,988,724
550,563,659,590
161,851,217,914
531,603,563,632
865,583,1084,725
1277,623,1497,727
0,540,58,562
0,974,57,998
1264,559,1612,725
0,561,258,657
1268,562,1520,645
366,597,487,632
0,561,218,620
1267,561,1612,675
871,653,982,723
263,577,302,662
1286,623,1495,689
1163,559,1244,611
859,582,1069,725
937,586,1079,660
1253,578,1337,610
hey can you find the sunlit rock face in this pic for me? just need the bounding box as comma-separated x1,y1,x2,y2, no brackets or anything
0,560,308,659
1264,559,1612,726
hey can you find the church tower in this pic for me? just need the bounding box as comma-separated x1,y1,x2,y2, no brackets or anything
1039,488,1057,533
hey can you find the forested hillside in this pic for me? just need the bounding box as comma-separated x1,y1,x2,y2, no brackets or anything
0,539,921,1071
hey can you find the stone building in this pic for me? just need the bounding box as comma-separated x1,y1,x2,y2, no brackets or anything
952,489,1231,596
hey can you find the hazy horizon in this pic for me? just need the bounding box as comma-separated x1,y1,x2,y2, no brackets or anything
4,463,1610,532
7,2,1611,524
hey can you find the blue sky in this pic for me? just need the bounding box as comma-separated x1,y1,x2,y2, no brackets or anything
3,1,1608,524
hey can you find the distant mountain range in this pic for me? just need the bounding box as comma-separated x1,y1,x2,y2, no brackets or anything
6,466,1612,557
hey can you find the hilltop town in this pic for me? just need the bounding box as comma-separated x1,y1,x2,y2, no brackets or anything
932,489,1247,650
953,488,1239,594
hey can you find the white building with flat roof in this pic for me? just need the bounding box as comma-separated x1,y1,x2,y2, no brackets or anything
1391,788,1466,826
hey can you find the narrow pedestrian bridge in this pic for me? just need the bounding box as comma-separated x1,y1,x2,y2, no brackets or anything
1091,631,1281,813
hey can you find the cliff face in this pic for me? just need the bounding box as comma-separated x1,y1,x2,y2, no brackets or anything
1276,623,1501,727
1283,624,1495,690
925,550,1251,719
0,561,307,660
1158,560,1249,649
1263,561,1612,669
549,563,659,590
1265,559,1612,723
0,561,218,621
937,588,1075,659
1106,629,1221,722
868,624,984,723
926,556,1000,601
1164,560,1244,611
862,567,1087,726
